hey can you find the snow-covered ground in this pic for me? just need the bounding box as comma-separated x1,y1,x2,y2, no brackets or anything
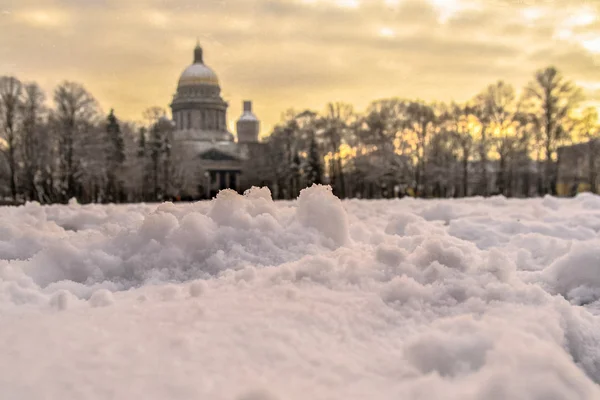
1,185,600,399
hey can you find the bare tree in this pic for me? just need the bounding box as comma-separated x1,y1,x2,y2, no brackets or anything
19,83,47,201
573,107,599,193
0,76,23,200
52,81,100,201
142,107,166,128
474,81,519,196
142,108,172,201
290,110,318,198
426,127,457,197
403,101,436,196
440,103,473,196
105,109,126,202
352,99,412,198
320,102,354,198
525,67,582,194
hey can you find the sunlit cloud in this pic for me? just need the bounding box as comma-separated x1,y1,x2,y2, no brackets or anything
300,0,359,8
335,0,360,8
550,5,600,51
563,7,596,28
14,9,70,28
428,0,466,23
383,0,400,8
521,7,543,23
146,10,170,28
554,28,573,40
582,37,600,53
577,81,600,91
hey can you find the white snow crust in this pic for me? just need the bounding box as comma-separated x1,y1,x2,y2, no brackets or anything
1,185,600,399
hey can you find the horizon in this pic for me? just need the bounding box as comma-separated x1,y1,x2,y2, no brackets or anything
1,0,599,136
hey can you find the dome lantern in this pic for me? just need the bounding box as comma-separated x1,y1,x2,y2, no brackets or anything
194,40,204,64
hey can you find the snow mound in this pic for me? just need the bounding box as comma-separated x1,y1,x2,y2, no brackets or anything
544,242,600,303
385,212,425,236
88,289,115,307
1,190,600,399
296,184,350,247
189,280,208,297
237,389,280,400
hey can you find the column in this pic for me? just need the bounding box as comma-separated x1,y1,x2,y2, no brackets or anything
219,171,226,190
204,171,210,199
225,171,231,189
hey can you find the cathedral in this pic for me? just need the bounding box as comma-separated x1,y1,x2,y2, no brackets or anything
170,42,261,199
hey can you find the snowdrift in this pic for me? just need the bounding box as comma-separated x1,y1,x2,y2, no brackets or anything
1,185,600,399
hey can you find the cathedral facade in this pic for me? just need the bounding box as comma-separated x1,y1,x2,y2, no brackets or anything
170,43,260,199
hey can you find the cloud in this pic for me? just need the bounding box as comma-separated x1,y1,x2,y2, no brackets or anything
12,8,71,28
0,0,598,133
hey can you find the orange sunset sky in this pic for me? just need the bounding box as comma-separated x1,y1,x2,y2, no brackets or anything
1,0,598,136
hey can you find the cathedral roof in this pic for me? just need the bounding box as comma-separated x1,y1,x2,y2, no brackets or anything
178,43,219,87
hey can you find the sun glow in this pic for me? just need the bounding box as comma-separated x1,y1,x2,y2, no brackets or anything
378,27,396,38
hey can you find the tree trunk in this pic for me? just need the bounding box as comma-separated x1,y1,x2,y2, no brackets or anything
535,148,544,196
336,159,346,198
415,139,422,196
507,161,514,198
498,153,506,196
7,130,17,201
153,160,159,201
544,109,554,195
590,141,597,194
545,143,553,195
462,154,469,197
65,126,75,201
420,158,427,198
479,127,488,196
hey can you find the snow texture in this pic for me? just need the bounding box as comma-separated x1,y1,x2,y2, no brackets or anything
1,185,600,399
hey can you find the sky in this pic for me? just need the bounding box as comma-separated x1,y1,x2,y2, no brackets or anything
0,0,598,136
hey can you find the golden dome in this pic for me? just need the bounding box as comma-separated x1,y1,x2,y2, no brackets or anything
178,63,219,87
177,43,219,87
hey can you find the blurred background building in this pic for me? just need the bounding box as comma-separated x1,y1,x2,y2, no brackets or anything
170,42,261,199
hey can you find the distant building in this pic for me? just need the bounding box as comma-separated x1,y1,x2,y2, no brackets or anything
170,42,261,199
556,139,599,196
465,154,539,198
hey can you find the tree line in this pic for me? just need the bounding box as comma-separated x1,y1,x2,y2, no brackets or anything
0,66,598,204
0,78,182,204
253,66,599,199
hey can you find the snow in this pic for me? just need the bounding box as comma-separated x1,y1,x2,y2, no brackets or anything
1,185,600,399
